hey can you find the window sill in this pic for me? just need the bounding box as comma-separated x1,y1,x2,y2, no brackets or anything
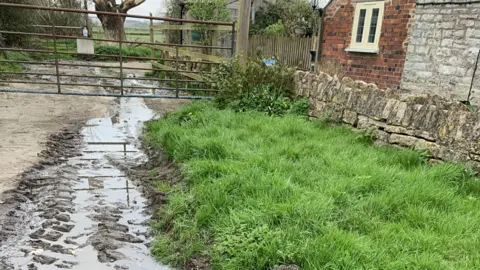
345,48,379,54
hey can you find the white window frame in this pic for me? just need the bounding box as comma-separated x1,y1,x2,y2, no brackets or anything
346,1,384,54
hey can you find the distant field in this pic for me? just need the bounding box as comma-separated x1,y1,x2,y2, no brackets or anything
92,26,165,43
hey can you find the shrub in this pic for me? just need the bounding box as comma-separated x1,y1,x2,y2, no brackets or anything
203,57,306,116
263,20,286,36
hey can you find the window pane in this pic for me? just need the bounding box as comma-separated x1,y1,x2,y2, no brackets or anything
368,8,380,43
356,9,367,43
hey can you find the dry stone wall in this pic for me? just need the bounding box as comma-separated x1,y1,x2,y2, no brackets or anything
296,70,480,169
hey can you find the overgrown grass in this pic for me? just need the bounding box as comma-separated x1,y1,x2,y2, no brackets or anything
145,101,480,269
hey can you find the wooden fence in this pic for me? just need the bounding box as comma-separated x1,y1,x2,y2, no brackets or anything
248,35,315,70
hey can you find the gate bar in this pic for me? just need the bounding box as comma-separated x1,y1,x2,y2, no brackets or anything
175,46,179,98
0,89,212,99
0,30,232,50
0,47,223,67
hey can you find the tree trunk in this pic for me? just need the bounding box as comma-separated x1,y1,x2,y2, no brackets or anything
100,14,125,41
94,0,146,41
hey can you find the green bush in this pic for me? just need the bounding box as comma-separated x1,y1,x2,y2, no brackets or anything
263,20,286,36
203,57,306,116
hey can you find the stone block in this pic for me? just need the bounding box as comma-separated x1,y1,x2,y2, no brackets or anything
385,125,415,136
441,39,454,47
460,19,475,27
415,46,430,54
439,65,456,75
388,102,408,126
466,28,480,38
438,21,455,29
410,37,427,45
389,134,418,147
342,110,358,126
414,140,441,153
414,130,436,142
341,76,355,88
422,14,436,21
453,30,466,37
382,99,398,119
357,115,386,130
309,79,319,98
373,130,390,142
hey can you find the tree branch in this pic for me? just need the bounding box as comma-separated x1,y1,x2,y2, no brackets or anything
119,0,146,12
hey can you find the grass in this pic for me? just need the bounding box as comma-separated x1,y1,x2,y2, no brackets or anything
144,101,480,269
0,51,74,76
0,51,31,74
92,26,165,43
31,38,162,61
94,44,161,61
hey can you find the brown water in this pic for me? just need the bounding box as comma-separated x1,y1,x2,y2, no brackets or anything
0,98,169,270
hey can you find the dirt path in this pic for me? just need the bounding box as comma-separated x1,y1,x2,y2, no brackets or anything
0,60,157,195
0,61,188,269
0,93,111,195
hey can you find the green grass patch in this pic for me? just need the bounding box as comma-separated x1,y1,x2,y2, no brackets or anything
145,101,480,269
0,51,31,74
94,44,160,61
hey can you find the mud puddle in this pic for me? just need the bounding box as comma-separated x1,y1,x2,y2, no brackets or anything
0,97,169,270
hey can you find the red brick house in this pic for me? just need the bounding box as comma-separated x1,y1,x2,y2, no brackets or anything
320,0,416,89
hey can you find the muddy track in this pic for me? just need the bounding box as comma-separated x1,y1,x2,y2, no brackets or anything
121,146,213,270
0,98,169,270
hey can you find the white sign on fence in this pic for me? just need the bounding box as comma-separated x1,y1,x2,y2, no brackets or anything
77,39,94,55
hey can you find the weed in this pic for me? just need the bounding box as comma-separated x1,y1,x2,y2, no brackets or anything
152,180,171,193
145,102,480,269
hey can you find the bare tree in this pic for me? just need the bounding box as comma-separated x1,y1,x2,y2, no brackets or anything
34,0,84,35
93,0,146,40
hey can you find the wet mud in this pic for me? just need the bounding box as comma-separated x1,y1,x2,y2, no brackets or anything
0,97,170,270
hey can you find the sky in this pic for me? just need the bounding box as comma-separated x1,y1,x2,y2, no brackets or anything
129,0,166,16
88,0,167,23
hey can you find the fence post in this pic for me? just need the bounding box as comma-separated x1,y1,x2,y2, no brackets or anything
236,0,252,66
118,12,124,96
175,46,179,98
314,12,323,72
51,25,61,94
231,22,236,57
150,12,155,59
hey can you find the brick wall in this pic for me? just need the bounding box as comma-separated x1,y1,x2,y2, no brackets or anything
401,1,480,104
321,0,415,90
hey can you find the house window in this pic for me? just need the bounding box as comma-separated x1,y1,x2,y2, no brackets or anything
347,1,384,53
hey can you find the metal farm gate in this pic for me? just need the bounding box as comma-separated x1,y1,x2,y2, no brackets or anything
0,3,235,99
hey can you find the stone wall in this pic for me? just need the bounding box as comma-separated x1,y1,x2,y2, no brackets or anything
296,70,480,169
321,0,415,90
401,1,480,104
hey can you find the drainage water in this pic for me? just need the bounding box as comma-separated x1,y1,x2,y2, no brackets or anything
0,98,169,270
